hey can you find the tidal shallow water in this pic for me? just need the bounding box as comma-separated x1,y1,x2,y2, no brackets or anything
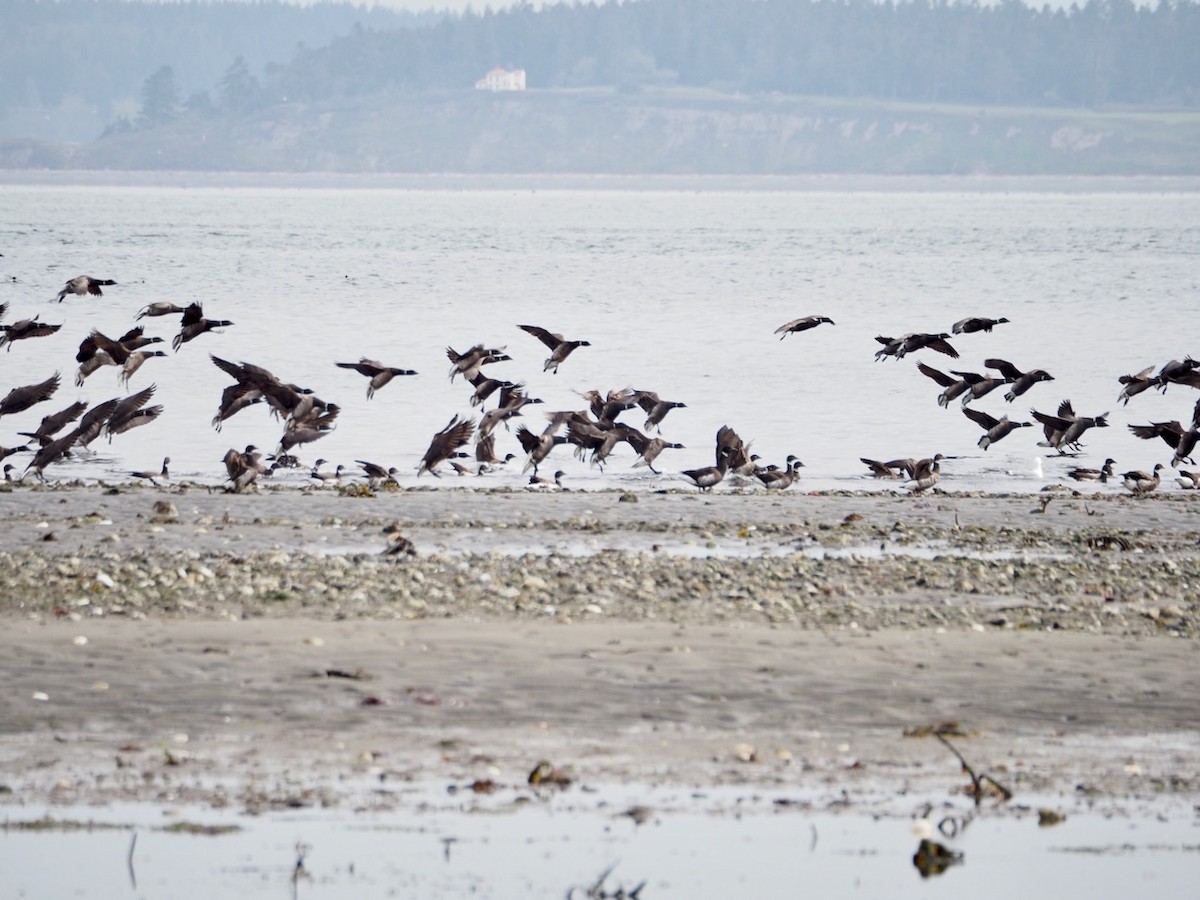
2,179,1199,493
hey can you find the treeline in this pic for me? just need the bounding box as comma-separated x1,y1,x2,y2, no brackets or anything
277,0,1199,108
5,0,1199,144
0,0,428,140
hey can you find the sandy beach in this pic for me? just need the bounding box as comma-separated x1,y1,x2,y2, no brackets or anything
1,481,1197,831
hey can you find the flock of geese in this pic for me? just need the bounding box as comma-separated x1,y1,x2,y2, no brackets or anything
0,282,1196,498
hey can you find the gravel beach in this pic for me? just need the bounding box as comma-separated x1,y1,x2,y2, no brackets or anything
2,482,1198,822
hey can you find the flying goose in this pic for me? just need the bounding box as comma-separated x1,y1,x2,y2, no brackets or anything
627,431,685,475
1066,458,1116,483
1155,358,1200,393
1121,463,1164,496
120,348,168,387
24,426,82,482
1117,366,1161,405
447,344,510,383
984,358,1055,402
56,275,116,303
223,445,267,492
131,456,170,486
172,302,233,351
951,316,1009,334
136,302,187,320
518,324,591,374
1128,420,1200,468
417,414,475,477
860,457,915,479
104,384,160,441
356,460,400,489
0,372,61,419
516,414,571,476
633,389,687,432
875,332,959,362
904,454,945,493
17,400,86,446
916,363,976,409
335,358,417,399
0,315,62,351
1031,400,1109,454
0,443,29,461
962,407,1032,450
775,316,834,338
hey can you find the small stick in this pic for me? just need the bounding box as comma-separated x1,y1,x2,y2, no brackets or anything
127,831,138,889
935,733,1012,807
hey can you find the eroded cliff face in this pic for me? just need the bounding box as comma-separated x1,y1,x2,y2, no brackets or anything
1,90,1193,175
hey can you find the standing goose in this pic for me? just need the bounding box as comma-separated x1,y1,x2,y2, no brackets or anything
1067,458,1116,483
518,324,591,374
1121,463,1164,496
335,358,417,399
56,275,116,303
131,457,170,486
756,456,805,489
309,460,345,485
681,448,730,491
774,316,834,339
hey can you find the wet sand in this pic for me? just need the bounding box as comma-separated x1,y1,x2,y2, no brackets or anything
1,484,1198,819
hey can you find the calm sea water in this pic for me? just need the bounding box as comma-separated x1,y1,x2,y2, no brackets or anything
2,180,1198,492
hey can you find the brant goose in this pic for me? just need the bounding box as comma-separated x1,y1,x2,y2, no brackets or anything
518,324,591,374
756,456,804,489
775,316,834,338
17,400,85,446
962,408,1032,449
1117,366,1161,405
56,275,116,303
1121,463,1164,496
447,344,510,383
984,358,1055,402
1128,420,1200,468
417,414,475,477
335,358,417,399
634,389,687,432
356,460,399,489
0,372,60,419
0,315,62,351
131,457,170,486
172,302,233,351
1031,400,1109,454
951,316,1009,334
1067,458,1116,483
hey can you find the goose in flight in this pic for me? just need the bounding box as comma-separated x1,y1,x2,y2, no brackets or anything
56,275,116,302
775,316,834,339
518,324,591,374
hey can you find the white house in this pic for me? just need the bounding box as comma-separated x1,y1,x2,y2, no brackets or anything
475,67,526,92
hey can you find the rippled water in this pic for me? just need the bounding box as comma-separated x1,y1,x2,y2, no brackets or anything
2,180,1198,492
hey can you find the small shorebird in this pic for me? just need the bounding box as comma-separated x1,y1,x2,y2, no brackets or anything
56,275,116,302
131,456,170,486
774,316,834,339
518,324,591,374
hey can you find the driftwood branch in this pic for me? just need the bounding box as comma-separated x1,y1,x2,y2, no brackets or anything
935,733,1013,807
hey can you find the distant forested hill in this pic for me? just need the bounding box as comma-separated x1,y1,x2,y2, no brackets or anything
0,0,430,142
2,0,1198,175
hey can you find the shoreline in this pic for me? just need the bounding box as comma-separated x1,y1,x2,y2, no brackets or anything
2,485,1196,823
